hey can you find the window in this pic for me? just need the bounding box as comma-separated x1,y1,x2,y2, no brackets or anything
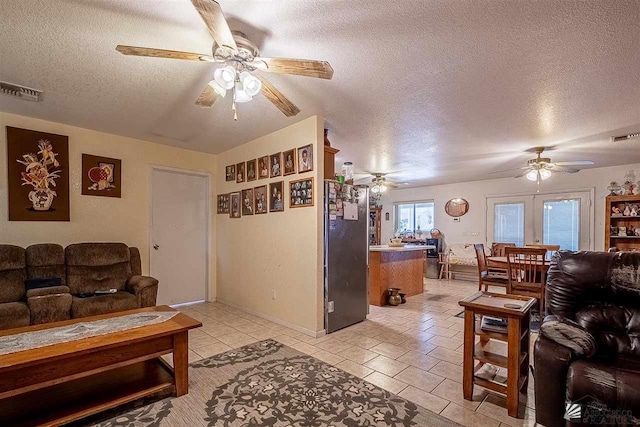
394,201,435,233
494,202,525,246
542,199,580,251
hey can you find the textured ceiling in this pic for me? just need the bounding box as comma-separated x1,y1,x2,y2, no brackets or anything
1,0,639,186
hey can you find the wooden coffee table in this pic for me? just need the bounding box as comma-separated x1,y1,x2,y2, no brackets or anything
0,305,201,426
458,292,535,418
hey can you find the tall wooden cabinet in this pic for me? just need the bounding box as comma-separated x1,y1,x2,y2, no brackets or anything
605,195,640,251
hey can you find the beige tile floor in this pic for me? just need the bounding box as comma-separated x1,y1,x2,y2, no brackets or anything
174,278,538,427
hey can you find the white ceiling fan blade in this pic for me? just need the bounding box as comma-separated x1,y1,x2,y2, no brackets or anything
553,160,594,166
514,168,533,178
489,166,529,175
190,0,238,52
549,165,580,173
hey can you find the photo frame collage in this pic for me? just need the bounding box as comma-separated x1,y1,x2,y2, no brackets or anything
219,144,314,218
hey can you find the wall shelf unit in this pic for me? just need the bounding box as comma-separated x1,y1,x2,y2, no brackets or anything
605,195,640,252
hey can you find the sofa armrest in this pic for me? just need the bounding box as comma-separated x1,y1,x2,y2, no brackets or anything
126,275,159,308
26,285,70,299
534,335,574,427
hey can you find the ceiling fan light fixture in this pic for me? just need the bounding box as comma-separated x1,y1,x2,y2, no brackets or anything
526,170,538,181
234,82,252,103
214,65,236,90
239,71,262,97
208,80,227,98
539,169,552,180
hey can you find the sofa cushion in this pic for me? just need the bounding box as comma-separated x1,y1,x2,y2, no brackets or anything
610,252,640,300
71,292,138,319
129,247,142,276
567,358,640,418
65,243,132,294
0,245,26,304
26,244,66,285
0,302,30,330
575,305,640,358
540,315,597,357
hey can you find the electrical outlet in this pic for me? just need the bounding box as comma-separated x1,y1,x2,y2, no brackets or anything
272,290,276,300
328,301,335,313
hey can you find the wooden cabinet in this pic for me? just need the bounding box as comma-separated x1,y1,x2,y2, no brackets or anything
324,146,340,180
369,208,381,245
605,195,640,251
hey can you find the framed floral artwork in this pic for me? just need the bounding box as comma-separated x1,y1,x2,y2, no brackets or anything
81,154,121,198
7,127,70,221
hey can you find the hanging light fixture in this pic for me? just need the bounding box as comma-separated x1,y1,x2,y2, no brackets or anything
213,65,236,90
233,81,252,103
526,169,552,181
239,71,262,97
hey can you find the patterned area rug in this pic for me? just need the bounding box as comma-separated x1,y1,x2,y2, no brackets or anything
78,339,461,427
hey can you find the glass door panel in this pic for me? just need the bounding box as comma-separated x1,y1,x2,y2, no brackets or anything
534,192,591,251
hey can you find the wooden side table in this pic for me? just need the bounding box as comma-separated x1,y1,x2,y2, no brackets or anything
458,292,535,417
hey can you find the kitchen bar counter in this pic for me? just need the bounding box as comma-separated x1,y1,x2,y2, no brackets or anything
369,245,432,306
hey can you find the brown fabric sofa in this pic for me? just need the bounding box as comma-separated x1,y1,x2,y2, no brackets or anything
534,251,640,427
0,243,158,331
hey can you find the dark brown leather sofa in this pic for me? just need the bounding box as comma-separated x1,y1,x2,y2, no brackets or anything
0,243,158,331
535,251,640,427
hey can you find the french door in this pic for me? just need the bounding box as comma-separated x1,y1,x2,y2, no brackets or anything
487,191,592,251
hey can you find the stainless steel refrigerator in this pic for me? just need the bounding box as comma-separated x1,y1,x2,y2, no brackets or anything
324,181,369,334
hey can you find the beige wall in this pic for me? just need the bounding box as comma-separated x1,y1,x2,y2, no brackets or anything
0,111,218,298
215,116,325,335
381,163,640,251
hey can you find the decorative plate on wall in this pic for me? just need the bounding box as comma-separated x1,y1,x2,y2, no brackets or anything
445,198,469,217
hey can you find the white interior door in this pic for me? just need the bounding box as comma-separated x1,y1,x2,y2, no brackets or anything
151,168,208,305
487,191,592,250
533,192,591,251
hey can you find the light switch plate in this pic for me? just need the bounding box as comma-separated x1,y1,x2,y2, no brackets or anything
327,301,335,313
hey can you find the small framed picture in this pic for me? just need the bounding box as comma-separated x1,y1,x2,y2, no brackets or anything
82,154,121,198
298,144,313,173
225,165,235,182
217,193,230,214
269,181,285,212
270,152,282,178
254,185,267,214
230,192,241,218
246,159,257,182
289,177,314,208
236,162,246,183
258,156,269,179
283,148,296,176
241,188,254,216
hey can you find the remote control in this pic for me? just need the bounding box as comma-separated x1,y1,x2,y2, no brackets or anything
94,289,118,295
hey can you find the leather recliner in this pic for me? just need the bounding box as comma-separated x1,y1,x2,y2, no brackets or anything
535,251,640,427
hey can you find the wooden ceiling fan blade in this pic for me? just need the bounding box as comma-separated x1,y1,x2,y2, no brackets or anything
256,75,300,117
195,81,222,107
190,0,237,52
115,45,213,61
254,58,334,80
554,160,594,166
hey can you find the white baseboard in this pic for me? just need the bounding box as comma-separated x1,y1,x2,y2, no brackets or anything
216,297,325,338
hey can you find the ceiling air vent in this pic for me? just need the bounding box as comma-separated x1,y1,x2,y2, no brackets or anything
0,81,43,102
611,132,640,142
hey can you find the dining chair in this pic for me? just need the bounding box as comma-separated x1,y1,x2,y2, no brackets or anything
490,242,516,257
474,243,509,291
525,244,560,260
505,246,547,315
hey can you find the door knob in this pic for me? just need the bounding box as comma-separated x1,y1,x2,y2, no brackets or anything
153,244,159,250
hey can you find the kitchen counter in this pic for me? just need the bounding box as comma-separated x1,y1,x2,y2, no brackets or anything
370,245,435,252
368,245,427,306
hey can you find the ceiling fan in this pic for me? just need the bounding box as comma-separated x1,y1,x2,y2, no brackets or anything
491,146,594,187
369,173,400,194
115,0,333,120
